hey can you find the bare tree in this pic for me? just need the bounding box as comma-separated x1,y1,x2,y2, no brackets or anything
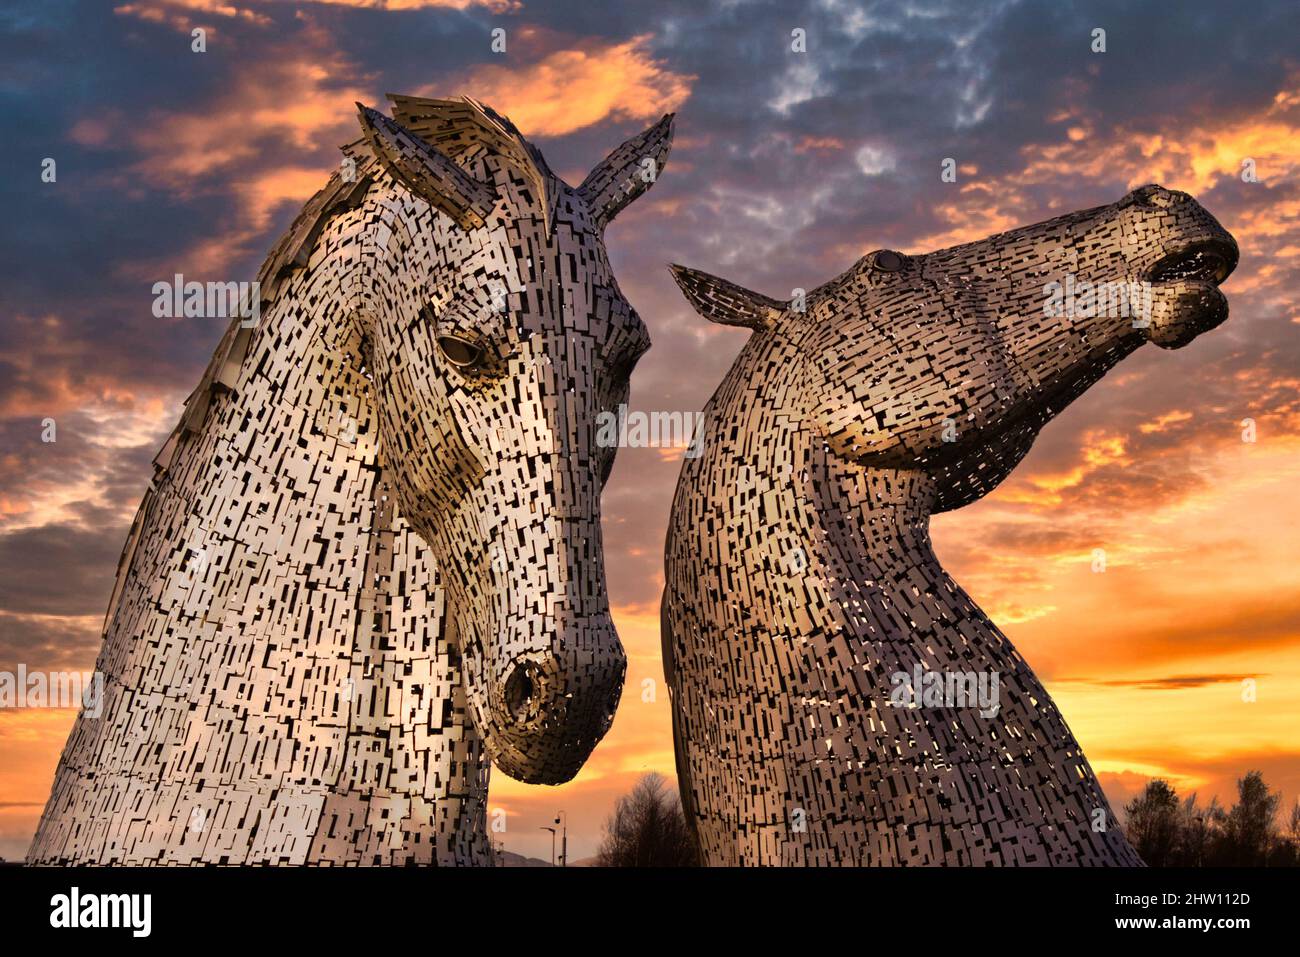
1172,792,1223,866
1122,772,1296,866
595,772,698,867
1277,800,1300,866
1124,779,1181,865
1221,770,1280,866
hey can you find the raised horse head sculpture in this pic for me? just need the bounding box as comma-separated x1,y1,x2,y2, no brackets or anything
663,185,1237,865
29,95,672,864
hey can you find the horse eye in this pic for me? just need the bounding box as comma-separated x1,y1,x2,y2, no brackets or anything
436,335,483,370
874,250,906,273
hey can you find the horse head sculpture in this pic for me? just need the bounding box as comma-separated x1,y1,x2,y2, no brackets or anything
353,99,667,783
29,95,672,864
663,185,1236,865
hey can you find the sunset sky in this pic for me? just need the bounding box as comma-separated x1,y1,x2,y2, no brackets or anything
2,0,1299,863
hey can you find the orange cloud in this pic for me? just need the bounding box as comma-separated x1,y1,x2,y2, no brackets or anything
928,429,1300,823
307,0,521,9
114,1,272,30
81,27,693,277
86,16,370,278
795,135,846,153
114,0,518,33
127,30,365,187
911,72,1300,264
996,429,1132,507
1138,409,1194,433
443,34,694,137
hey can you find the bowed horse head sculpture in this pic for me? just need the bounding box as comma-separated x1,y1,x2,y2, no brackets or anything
664,184,1236,865
30,95,672,864
351,99,671,782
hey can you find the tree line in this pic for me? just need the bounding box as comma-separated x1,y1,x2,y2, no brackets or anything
1122,770,1299,866
597,769,1300,866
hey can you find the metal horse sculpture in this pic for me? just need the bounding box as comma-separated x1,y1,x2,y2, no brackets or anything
663,185,1237,866
29,95,672,864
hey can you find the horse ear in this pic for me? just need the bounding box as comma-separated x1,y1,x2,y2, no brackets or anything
669,264,785,330
578,113,675,230
355,103,496,230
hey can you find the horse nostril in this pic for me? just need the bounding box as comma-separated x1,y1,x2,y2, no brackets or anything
503,663,541,723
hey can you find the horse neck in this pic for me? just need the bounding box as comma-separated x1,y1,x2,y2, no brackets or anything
109,266,487,862
670,340,1134,865
675,334,1106,761
680,336,1002,668
144,288,382,640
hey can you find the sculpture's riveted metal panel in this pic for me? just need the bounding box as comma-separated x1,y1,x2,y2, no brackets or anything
663,185,1238,866
27,96,673,865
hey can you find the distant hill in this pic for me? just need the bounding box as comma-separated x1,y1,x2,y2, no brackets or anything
492,850,601,867
494,850,552,867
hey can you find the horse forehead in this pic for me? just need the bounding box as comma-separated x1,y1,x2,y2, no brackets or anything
504,212,636,316
489,208,611,279
532,301,647,356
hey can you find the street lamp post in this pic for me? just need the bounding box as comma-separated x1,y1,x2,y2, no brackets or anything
540,826,557,866
555,811,568,867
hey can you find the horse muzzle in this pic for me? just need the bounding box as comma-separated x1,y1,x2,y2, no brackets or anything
1129,191,1238,350
481,610,627,784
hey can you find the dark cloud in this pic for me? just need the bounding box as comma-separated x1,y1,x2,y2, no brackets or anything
0,520,123,617
0,611,102,674
1059,673,1264,691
